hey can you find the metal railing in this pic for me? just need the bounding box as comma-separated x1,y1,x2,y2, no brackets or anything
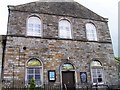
1,80,120,90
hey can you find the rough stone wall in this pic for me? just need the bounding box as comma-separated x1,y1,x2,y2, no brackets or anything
8,1,105,21
7,11,111,42
3,36,118,86
4,1,118,87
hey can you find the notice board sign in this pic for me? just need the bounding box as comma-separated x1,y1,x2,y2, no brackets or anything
80,72,87,83
48,70,56,82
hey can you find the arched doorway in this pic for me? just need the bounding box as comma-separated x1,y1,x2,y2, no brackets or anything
60,63,76,90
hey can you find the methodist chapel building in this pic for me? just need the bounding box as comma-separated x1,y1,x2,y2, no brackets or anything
1,0,118,89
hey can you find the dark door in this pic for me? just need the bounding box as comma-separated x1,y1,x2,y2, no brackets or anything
62,71,75,90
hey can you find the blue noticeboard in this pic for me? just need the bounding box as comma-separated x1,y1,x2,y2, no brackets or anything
48,70,56,82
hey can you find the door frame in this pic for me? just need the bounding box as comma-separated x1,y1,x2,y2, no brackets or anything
62,71,75,89
60,63,77,88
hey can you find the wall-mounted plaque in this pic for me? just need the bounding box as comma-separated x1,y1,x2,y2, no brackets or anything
80,72,87,83
48,70,56,82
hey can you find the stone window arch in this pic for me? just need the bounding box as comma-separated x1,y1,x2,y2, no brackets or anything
27,16,42,36
91,60,104,84
86,23,97,41
59,19,72,39
26,58,43,86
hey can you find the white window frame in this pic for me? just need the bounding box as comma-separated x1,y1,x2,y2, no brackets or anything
59,19,72,39
25,59,43,87
27,16,42,37
91,61,104,85
86,23,97,41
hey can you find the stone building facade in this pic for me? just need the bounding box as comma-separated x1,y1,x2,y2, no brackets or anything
2,0,118,89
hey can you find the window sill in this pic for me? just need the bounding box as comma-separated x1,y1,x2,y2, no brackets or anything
93,82,104,85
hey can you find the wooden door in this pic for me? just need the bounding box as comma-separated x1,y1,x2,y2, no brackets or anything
62,71,75,90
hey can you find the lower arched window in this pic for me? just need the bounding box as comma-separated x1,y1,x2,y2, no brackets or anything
26,58,43,86
91,60,103,84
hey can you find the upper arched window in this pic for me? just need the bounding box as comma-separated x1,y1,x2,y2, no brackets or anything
91,60,103,84
59,20,72,39
26,58,43,86
86,23,97,41
27,16,42,36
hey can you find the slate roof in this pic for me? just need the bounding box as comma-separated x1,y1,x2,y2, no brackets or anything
8,0,107,21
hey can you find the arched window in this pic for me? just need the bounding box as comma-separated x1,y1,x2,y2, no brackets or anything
91,60,103,84
59,20,72,39
26,58,43,86
86,23,97,41
61,63,74,71
27,16,42,36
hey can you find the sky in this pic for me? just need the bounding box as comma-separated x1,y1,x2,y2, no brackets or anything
0,0,119,57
